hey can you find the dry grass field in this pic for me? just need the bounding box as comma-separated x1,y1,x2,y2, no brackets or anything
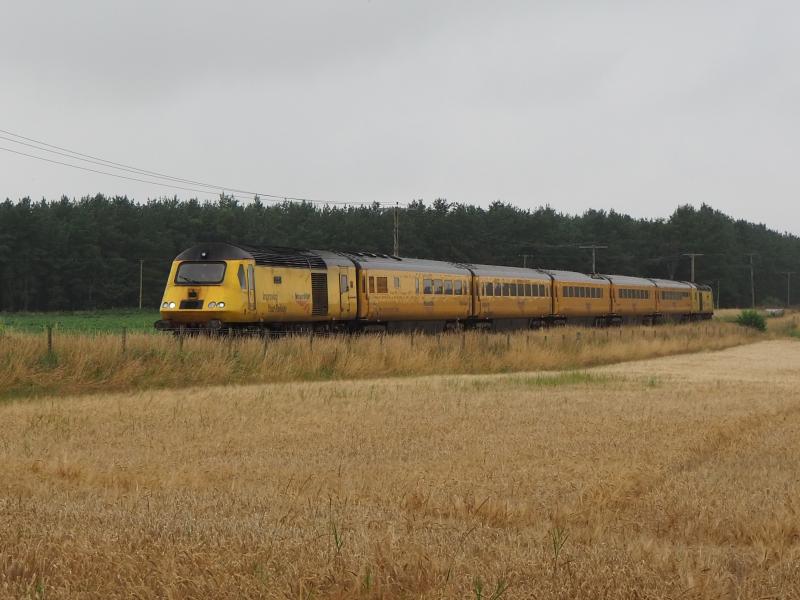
0,321,766,399
2,338,800,598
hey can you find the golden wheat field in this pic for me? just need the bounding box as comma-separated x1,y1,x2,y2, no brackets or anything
0,321,767,398
2,333,800,598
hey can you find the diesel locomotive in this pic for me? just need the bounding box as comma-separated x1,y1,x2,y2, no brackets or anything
154,243,713,333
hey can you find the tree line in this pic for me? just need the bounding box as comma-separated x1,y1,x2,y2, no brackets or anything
0,194,797,311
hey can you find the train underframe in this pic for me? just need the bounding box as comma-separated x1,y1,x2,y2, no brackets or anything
155,311,713,335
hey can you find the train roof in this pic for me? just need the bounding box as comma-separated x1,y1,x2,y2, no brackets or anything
648,278,693,289
176,243,336,270
601,274,656,287
466,264,551,279
341,252,470,276
543,269,609,284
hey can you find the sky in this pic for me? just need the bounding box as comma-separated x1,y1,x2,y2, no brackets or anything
1,1,798,232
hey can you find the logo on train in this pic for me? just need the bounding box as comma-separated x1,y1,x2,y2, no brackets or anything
294,292,311,308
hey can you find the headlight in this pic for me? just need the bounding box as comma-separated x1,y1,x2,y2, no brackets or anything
161,302,168,308
168,302,177,309
217,301,225,308
208,302,217,308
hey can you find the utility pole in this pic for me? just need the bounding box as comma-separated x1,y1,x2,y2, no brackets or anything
519,254,535,268
682,253,704,282
746,253,757,309
393,202,399,256
780,271,795,307
579,244,607,274
139,259,144,310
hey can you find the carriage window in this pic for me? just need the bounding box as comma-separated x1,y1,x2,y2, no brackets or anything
394,277,400,289
502,283,510,296
485,282,494,296
434,279,444,294
376,277,388,293
423,279,433,294
455,280,463,295
597,288,603,298
494,283,501,296
524,283,531,297
444,280,453,295
509,283,517,296
274,276,282,285
415,278,420,294
369,276,375,294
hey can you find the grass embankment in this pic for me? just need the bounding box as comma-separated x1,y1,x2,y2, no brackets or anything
2,340,800,598
0,322,762,399
0,309,160,333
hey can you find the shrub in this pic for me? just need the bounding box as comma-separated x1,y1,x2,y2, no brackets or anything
736,309,766,332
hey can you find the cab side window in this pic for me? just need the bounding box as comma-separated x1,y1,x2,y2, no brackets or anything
237,265,246,290
340,274,348,292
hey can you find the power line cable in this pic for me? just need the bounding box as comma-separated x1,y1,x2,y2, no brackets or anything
0,127,397,207
0,145,258,202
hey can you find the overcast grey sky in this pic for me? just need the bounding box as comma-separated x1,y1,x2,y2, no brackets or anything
1,1,798,232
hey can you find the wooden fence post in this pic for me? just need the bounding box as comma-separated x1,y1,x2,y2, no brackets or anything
47,324,53,354
121,327,127,354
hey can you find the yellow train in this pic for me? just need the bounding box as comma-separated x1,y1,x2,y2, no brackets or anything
155,243,714,332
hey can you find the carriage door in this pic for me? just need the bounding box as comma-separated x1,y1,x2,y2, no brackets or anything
247,265,256,312
339,269,350,315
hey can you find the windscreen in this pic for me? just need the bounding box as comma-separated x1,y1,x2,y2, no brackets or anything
175,262,226,284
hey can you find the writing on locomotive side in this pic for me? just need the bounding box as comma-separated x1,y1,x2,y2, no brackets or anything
154,243,714,332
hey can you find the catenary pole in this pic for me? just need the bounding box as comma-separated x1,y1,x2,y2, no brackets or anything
682,253,704,282
746,253,757,309
579,244,607,275
780,271,795,307
139,259,144,310
393,203,399,256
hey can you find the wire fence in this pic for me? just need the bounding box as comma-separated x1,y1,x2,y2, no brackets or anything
10,320,751,358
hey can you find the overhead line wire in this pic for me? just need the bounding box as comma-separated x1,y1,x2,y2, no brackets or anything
0,127,397,207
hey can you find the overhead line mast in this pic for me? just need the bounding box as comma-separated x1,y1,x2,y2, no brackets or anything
579,244,607,275
780,271,795,308
682,253,704,282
